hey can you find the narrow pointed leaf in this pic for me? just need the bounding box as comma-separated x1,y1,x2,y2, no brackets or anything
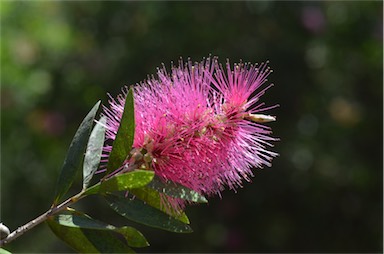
48,219,134,253
130,187,190,224
51,211,114,230
106,87,135,174
84,170,154,195
55,210,148,248
117,226,149,248
106,194,193,233
148,176,208,203
83,117,106,189
53,101,101,205
47,210,146,251
58,211,149,247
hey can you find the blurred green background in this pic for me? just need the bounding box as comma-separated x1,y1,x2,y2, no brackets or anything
1,1,382,253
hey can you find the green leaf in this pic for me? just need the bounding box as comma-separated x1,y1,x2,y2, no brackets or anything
0,248,12,254
58,210,149,248
116,226,149,248
106,87,135,175
47,210,148,251
130,187,190,224
53,101,101,205
106,194,193,233
51,211,114,230
148,176,208,203
84,170,154,195
48,220,135,253
83,116,106,190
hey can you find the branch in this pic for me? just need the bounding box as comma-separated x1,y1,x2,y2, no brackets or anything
0,192,85,247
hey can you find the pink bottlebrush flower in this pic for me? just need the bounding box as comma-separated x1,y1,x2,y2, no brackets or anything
102,57,278,200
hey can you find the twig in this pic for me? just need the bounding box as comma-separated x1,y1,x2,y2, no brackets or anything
0,192,85,247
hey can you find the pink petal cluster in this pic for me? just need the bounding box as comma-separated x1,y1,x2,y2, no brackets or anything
103,57,278,197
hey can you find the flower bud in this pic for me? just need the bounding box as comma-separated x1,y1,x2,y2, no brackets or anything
245,113,276,123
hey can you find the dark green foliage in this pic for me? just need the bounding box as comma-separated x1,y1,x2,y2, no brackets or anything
130,187,191,224
106,87,135,175
47,210,148,251
148,176,208,203
106,194,193,233
116,227,150,248
48,219,135,253
53,101,101,205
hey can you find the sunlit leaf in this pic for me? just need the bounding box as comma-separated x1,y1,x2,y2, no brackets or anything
53,101,101,205
83,117,106,190
106,87,135,175
148,176,208,203
106,194,193,233
84,170,154,195
0,248,12,254
52,211,113,230
130,187,190,224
